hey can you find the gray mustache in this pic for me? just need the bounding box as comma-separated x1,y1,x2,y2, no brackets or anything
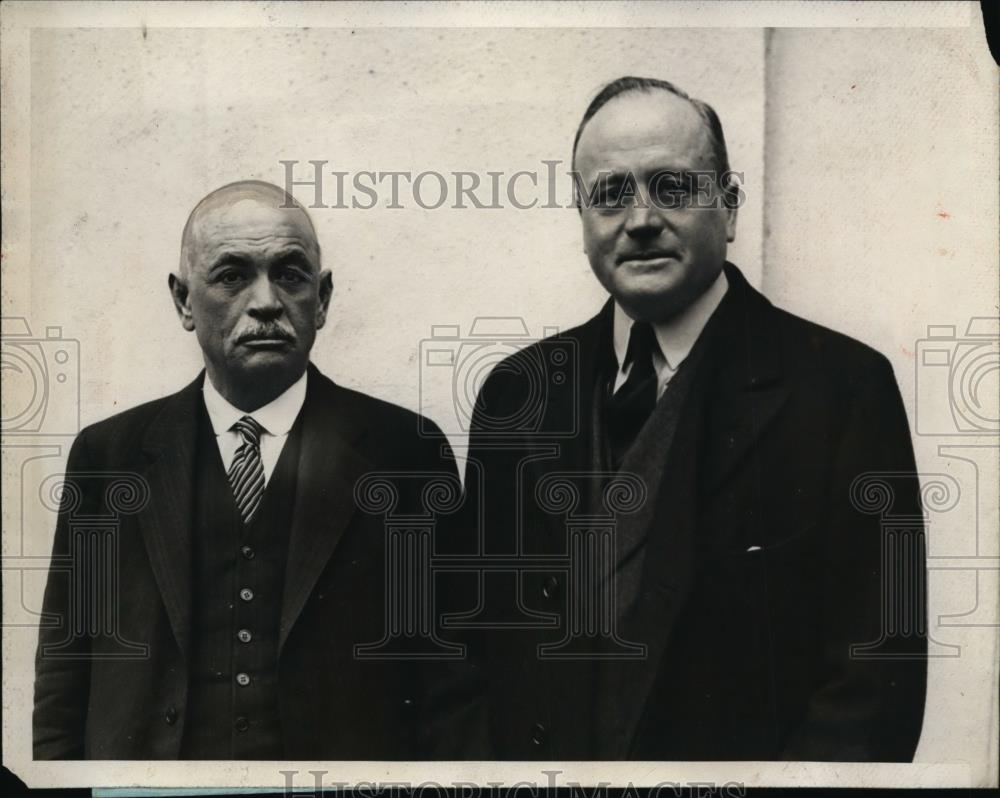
235,326,296,344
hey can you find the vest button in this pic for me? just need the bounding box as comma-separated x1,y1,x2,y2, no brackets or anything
164,706,178,725
541,576,560,599
236,672,251,687
530,722,547,746
237,628,252,643
241,545,255,560
234,716,249,733
239,588,254,602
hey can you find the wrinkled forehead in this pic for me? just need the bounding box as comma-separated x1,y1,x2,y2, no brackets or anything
191,197,319,262
575,91,715,177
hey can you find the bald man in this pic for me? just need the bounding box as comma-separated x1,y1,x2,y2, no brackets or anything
33,181,458,759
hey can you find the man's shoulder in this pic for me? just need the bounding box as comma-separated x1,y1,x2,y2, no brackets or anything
717,262,895,384
476,312,603,395
768,302,894,380
308,369,448,444
68,379,201,464
322,379,423,426
79,386,193,440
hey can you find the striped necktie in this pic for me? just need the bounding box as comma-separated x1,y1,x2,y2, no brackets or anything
228,415,266,524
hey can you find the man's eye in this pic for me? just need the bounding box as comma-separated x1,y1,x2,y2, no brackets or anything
653,180,692,207
276,268,305,283
656,179,689,193
219,270,245,284
593,185,626,211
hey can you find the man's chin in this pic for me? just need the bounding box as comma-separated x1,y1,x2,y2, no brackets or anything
231,351,306,382
613,279,689,323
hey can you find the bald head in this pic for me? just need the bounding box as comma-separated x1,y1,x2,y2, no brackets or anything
169,179,332,411
179,180,319,277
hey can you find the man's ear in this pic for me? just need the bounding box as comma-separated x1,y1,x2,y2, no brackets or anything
168,273,196,331
725,205,738,243
721,174,741,243
315,270,334,329
576,199,588,253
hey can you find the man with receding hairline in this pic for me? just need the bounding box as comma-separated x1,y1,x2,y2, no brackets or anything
33,180,457,759
461,77,926,761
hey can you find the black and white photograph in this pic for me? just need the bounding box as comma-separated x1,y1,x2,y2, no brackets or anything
1,0,997,793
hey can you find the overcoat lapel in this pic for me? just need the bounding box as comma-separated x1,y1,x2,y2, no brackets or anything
137,373,203,659
521,306,615,758
278,365,373,653
700,266,790,495
611,339,710,756
527,300,616,545
617,263,792,755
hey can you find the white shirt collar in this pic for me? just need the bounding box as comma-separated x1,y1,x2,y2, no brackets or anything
613,269,729,372
202,369,309,437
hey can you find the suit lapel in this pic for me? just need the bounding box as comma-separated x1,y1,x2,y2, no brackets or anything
137,374,203,659
135,366,374,658
278,365,373,653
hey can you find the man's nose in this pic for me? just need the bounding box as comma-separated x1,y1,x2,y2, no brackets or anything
623,189,666,238
246,274,283,318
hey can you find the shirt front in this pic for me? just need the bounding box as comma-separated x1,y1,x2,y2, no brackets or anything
612,269,729,398
202,370,308,486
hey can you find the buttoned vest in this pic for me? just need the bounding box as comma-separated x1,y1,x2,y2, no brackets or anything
180,403,302,759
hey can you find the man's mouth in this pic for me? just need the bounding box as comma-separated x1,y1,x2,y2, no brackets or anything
616,250,680,266
237,331,295,348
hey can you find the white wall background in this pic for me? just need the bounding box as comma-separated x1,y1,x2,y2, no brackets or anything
2,6,997,787
23,26,765,435
765,24,999,774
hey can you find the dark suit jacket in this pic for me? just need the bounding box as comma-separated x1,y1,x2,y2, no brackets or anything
33,363,458,760
456,262,927,761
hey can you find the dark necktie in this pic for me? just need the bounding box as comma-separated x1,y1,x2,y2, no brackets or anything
228,415,266,524
607,321,660,469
